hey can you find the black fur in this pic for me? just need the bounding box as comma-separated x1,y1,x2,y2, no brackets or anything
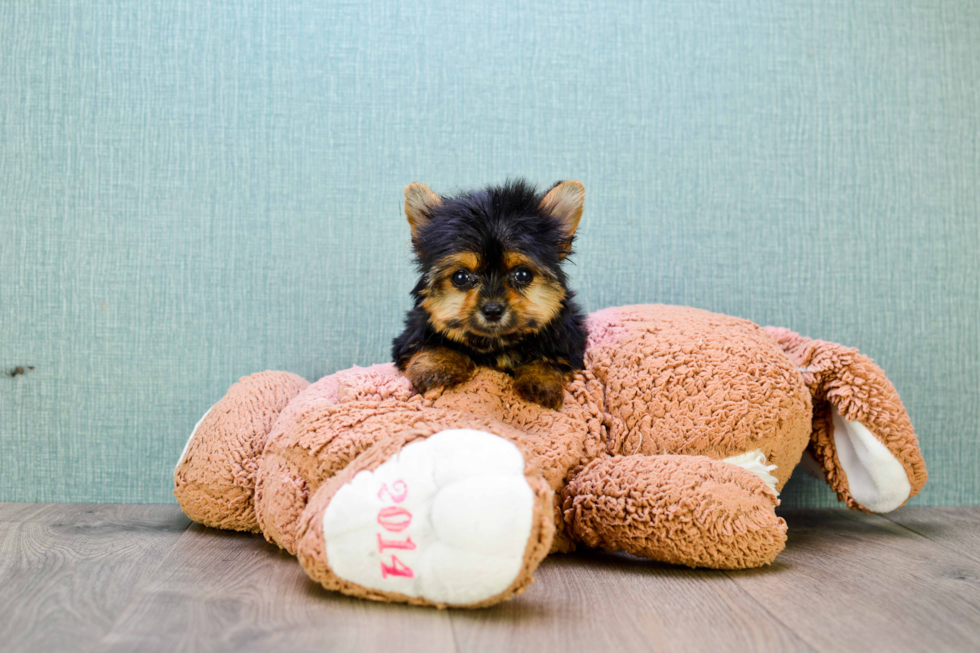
392,179,587,375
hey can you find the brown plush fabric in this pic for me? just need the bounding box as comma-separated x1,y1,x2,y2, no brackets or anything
765,327,928,510
582,306,812,490
562,454,786,569
293,428,557,608
256,366,604,555
174,304,926,607
174,370,309,532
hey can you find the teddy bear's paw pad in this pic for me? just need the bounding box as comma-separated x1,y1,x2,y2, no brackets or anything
723,449,780,495
322,429,534,605
830,405,911,512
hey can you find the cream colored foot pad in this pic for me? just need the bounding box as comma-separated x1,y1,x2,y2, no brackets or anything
322,429,534,605
831,405,911,512
724,449,780,495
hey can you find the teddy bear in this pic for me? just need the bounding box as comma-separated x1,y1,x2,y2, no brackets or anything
174,303,926,608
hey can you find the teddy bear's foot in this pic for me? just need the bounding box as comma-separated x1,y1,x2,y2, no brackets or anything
174,370,309,532
765,326,926,512
563,454,786,569
823,404,912,512
302,429,555,608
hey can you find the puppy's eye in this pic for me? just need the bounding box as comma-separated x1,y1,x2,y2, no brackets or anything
511,267,534,286
451,270,472,288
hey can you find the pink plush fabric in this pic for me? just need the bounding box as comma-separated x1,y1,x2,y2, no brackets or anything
174,304,926,608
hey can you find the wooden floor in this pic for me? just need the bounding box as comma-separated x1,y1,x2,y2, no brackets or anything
1,505,978,653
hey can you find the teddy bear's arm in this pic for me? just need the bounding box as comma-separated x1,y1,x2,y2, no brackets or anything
561,454,787,569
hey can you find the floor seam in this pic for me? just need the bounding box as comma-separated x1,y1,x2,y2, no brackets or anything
878,512,980,566
719,570,820,653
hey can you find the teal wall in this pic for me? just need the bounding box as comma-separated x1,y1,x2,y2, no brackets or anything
1,1,977,505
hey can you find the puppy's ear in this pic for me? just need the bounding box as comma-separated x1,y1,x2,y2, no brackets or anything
539,181,585,257
404,183,442,239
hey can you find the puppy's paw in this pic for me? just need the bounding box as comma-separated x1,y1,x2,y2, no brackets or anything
406,347,476,395
514,362,567,410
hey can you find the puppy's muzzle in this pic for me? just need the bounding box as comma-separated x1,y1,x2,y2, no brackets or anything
480,301,506,323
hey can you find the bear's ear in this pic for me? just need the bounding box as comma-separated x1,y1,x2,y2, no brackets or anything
539,180,585,257
404,183,442,240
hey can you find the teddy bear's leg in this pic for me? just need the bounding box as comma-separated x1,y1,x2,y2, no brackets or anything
561,454,787,569
174,370,309,532
765,327,927,512
294,429,556,608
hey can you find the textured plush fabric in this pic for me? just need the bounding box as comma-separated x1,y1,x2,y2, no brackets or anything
294,429,557,608
766,327,928,511
174,371,308,531
253,363,605,556
562,455,786,569
174,304,926,607
585,306,812,486
2,1,978,506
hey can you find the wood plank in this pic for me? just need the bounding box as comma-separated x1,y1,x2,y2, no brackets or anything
725,508,980,652
0,501,58,523
97,523,458,653
883,506,980,564
450,550,813,653
4,504,977,653
0,503,190,653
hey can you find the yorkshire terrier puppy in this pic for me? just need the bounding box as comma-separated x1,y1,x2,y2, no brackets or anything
392,179,588,410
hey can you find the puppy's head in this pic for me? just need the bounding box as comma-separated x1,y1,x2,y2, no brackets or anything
404,179,585,351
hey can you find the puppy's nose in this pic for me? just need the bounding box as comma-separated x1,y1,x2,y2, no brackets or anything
480,301,505,322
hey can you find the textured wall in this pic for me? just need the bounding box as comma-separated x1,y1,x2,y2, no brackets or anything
1,1,977,505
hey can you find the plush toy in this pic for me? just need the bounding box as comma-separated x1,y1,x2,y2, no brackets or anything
174,304,926,608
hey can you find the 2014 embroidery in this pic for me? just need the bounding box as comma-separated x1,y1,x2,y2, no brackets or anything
376,481,416,579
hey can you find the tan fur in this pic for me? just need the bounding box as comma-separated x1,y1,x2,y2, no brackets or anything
404,183,442,240
435,251,480,274
422,248,566,346
514,360,567,410
563,455,786,568
501,251,567,328
538,181,585,256
421,283,471,335
509,279,565,328
494,351,520,370
420,252,482,339
173,371,309,533
502,251,538,270
404,346,476,394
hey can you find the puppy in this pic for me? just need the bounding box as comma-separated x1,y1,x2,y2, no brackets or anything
392,179,588,409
